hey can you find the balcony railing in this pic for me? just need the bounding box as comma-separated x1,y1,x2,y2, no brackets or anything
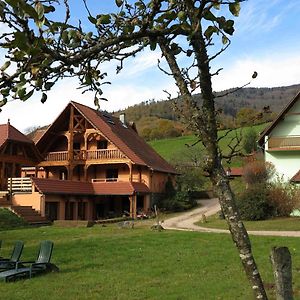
44,149,126,162
86,149,126,160
44,151,68,161
268,136,300,150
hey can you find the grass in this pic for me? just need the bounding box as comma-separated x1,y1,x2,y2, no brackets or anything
149,123,269,166
196,214,300,231
0,208,28,231
1,224,300,299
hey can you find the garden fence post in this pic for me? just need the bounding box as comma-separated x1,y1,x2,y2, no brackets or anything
270,246,293,300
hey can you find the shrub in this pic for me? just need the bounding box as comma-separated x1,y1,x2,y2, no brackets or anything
242,128,258,154
267,179,299,217
236,184,273,220
243,159,275,186
163,191,197,212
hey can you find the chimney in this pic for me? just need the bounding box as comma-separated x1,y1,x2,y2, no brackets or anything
119,113,126,125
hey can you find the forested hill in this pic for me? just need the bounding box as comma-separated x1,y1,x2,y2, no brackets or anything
119,84,300,122
114,84,300,140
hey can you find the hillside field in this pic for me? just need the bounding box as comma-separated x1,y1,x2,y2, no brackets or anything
149,123,268,165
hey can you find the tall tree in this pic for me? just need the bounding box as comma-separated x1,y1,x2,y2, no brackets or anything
0,1,268,298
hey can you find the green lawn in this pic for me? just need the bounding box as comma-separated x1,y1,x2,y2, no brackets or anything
149,123,269,166
196,214,300,231
1,224,300,299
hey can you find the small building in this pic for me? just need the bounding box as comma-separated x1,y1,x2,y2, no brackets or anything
0,121,40,191
258,91,300,181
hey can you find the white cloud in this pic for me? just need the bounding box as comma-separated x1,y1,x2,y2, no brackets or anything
212,51,300,91
236,0,298,36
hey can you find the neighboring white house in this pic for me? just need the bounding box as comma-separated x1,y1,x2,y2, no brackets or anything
258,91,300,182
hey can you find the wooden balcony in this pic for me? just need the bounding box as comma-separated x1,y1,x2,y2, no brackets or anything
44,151,69,161
42,149,127,165
268,136,300,151
86,149,126,160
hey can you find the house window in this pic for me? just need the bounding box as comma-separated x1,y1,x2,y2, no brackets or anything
106,169,118,181
97,140,108,149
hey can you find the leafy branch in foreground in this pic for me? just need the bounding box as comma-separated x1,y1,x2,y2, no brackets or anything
0,1,268,299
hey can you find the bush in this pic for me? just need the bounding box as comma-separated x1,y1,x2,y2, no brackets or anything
236,185,273,220
163,191,197,212
267,179,299,217
243,159,275,186
242,128,258,154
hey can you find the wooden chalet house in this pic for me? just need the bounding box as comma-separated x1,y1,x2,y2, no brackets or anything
0,121,39,192
14,101,177,221
258,91,300,182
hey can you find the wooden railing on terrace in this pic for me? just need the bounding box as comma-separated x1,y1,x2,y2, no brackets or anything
268,136,300,149
8,177,32,193
44,149,126,162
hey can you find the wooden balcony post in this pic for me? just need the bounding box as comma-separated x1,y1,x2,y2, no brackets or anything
0,162,4,190
68,106,74,160
129,162,133,182
129,195,137,219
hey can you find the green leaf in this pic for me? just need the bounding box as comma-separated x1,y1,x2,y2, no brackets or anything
44,82,55,90
94,96,100,109
222,20,235,35
115,0,123,7
204,26,217,39
61,31,70,44
0,61,10,71
222,35,229,45
1,88,9,97
35,2,44,19
203,9,216,21
17,87,26,99
186,49,193,57
213,2,220,10
88,16,97,24
0,98,7,107
41,93,47,103
229,2,241,17
149,40,157,51
22,89,34,101
43,5,55,13
96,14,111,25
178,11,186,21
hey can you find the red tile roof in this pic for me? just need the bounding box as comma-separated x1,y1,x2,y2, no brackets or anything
36,101,177,174
32,178,150,196
0,122,33,149
291,170,300,183
229,167,243,177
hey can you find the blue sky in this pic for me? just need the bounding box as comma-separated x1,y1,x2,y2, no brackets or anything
1,0,300,132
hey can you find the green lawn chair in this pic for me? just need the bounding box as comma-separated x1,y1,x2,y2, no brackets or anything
0,241,24,270
0,240,59,282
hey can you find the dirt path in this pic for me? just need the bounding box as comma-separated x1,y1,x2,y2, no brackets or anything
163,198,300,237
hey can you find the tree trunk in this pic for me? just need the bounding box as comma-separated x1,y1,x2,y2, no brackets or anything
211,171,268,299
270,247,293,300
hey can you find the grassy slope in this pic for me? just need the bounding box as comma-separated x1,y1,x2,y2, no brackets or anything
149,123,268,165
0,208,28,231
1,224,300,299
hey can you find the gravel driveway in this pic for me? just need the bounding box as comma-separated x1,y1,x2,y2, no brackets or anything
163,198,300,237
